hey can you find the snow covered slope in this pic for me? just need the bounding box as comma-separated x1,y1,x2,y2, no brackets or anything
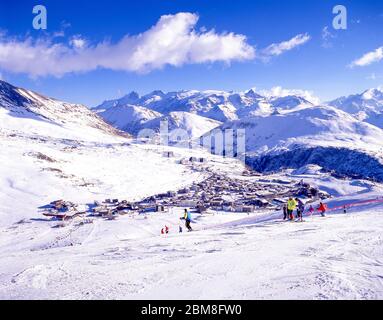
328,88,383,128
1,176,382,299
98,106,222,139
203,105,383,180
97,104,162,134
0,80,240,225
0,80,128,141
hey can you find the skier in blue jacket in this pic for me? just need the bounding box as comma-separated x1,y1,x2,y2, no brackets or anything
182,209,193,232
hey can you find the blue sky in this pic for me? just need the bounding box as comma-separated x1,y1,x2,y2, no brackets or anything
0,0,382,107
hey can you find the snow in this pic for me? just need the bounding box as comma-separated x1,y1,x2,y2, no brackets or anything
97,104,162,134
94,87,315,124
1,184,383,299
328,88,383,128
1,80,383,300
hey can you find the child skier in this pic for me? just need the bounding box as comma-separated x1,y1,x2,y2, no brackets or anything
308,205,315,215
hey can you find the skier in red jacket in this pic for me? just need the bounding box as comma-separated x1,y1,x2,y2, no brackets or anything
318,202,328,217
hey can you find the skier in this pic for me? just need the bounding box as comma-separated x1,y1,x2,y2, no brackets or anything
287,197,297,220
165,225,169,234
308,205,315,215
282,204,288,220
318,202,328,217
295,198,305,222
183,208,193,232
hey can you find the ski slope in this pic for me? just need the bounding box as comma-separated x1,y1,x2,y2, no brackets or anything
1,80,383,300
0,173,382,300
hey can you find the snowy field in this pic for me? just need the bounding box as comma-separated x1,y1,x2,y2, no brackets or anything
0,195,382,299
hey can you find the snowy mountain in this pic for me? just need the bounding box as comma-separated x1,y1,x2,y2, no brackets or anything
98,104,162,134
140,111,222,140
203,105,383,181
0,80,128,141
95,88,315,125
328,88,383,128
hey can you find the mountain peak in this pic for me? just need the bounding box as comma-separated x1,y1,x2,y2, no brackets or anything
149,90,165,97
125,91,140,100
362,88,383,100
244,88,262,99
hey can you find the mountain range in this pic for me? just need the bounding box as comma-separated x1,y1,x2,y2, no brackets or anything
1,79,383,180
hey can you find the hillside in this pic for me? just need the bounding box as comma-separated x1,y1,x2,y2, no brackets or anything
328,88,383,128
0,80,128,141
203,105,383,180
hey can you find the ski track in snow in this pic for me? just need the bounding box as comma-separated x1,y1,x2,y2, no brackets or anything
0,204,382,299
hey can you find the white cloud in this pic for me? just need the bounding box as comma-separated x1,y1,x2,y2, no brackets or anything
260,86,321,105
350,47,383,68
70,35,87,49
262,33,311,58
0,12,255,77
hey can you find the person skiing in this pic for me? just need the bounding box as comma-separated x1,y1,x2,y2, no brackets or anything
183,209,193,232
282,204,288,220
165,225,169,234
295,198,305,222
287,197,297,220
308,205,315,215
318,202,328,217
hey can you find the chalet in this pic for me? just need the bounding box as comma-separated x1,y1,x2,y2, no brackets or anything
50,199,65,209
156,205,167,212
179,159,189,165
178,188,190,194
179,200,198,208
167,191,177,197
242,205,254,213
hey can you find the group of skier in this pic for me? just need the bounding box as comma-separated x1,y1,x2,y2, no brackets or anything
283,197,328,222
160,209,193,235
164,201,330,235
